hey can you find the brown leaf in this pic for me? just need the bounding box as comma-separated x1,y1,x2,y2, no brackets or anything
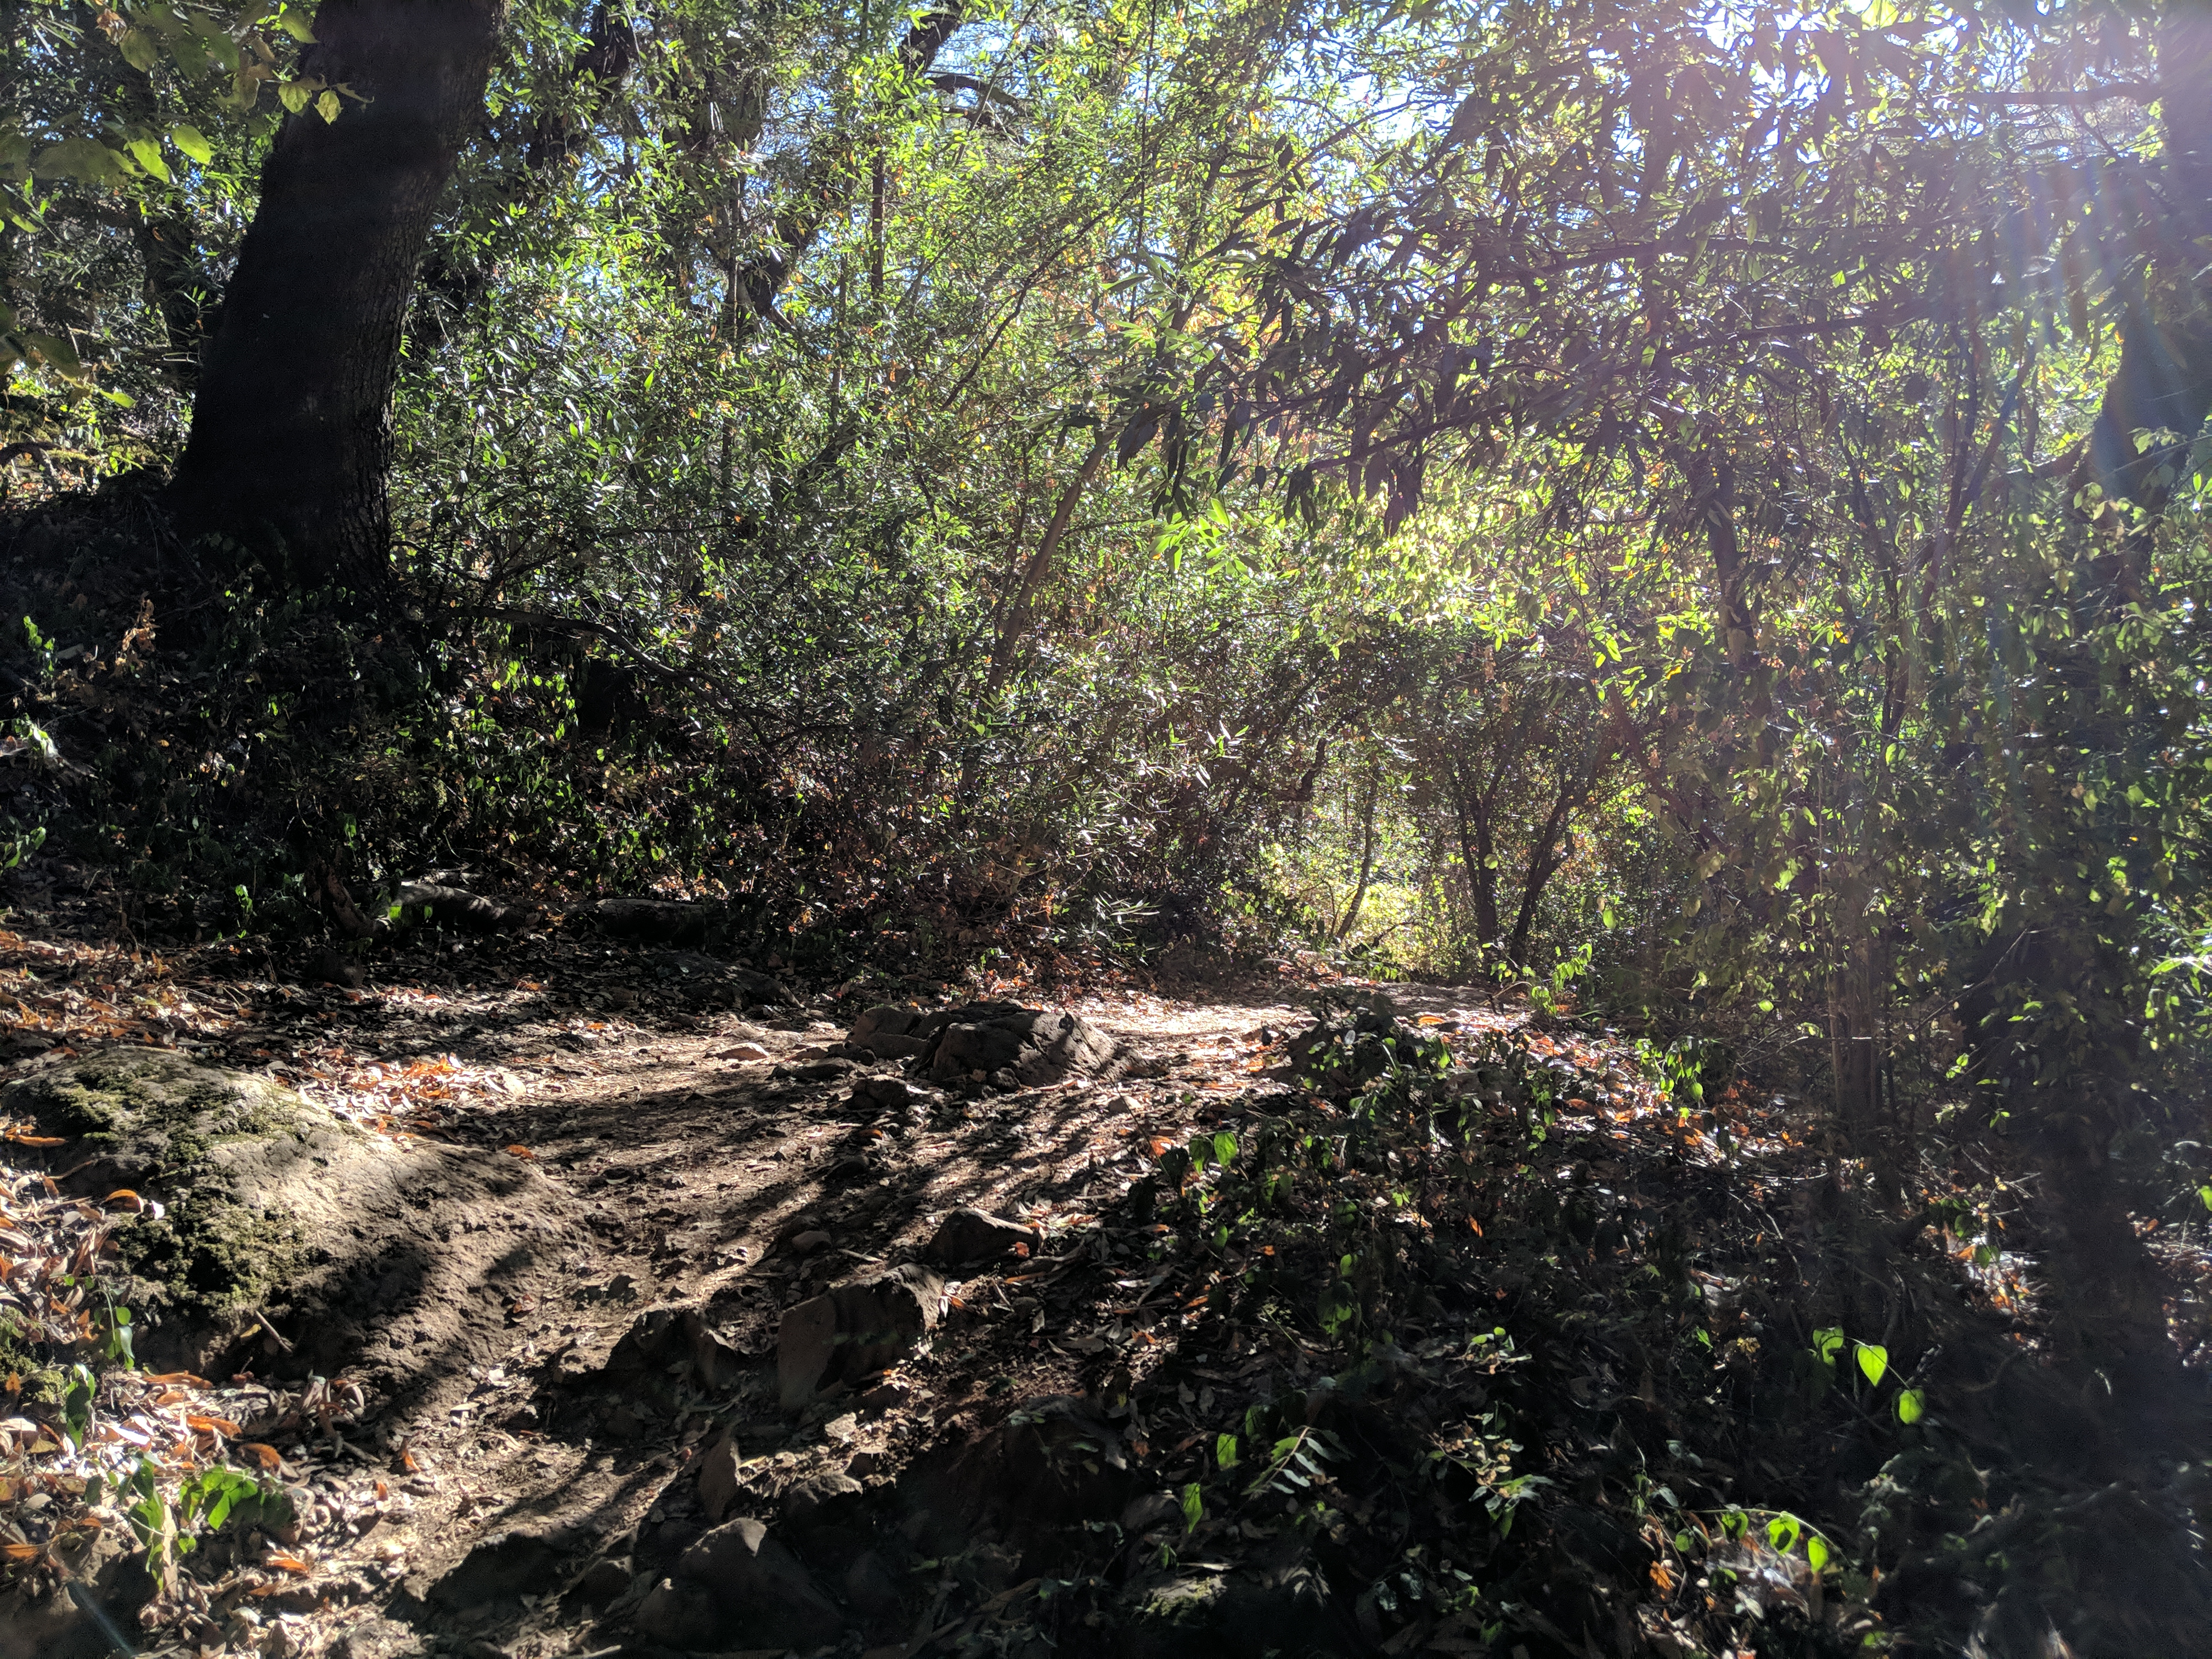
241,1442,283,1470
266,1551,312,1576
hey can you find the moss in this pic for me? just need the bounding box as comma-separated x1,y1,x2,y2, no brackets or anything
114,1193,307,1321
1,1051,320,1329
7,1050,301,1175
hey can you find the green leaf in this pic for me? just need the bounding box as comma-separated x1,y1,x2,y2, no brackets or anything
1807,1534,1830,1572
315,89,340,123
1812,1326,1845,1367
1212,1131,1238,1168
120,29,161,72
1215,1432,1239,1470
1896,1389,1925,1425
2198,1184,2212,1212
1179,1482,1203,1534
126,137,170,180
170,124,214,163
270,10,318,43
1855,1344,1889,1387
276,80,313,114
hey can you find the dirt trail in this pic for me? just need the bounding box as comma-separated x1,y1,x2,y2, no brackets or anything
1,871,1526,1659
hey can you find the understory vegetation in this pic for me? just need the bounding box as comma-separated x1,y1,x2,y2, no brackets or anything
5,0,2212,1652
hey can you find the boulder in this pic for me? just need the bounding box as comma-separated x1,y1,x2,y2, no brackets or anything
632,1517,845,1651
777,1264,944,1409
1114,1541,1359,1658
910,1003,1125,1087
427,1527,572,1611
0,1048,573,1375
695,1427,748,1523
929,1206,1041,1265
849,1003,930,1058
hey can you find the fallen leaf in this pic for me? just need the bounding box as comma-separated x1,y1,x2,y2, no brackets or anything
241,1442,283,1470
186,1415,242,1436
503,1144,534,1158
266,1551,312,1575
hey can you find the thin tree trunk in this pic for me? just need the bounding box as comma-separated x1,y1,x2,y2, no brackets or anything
170,0,506,593
1337,768,1381,943
982,434,1108,697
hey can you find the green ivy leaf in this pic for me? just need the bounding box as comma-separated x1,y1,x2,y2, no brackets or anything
1807,1534,1830,1572
1897,1388,1925,1424
1856,1343,1888,1387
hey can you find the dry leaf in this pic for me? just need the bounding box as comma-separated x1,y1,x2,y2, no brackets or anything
185,1415,242,1437
1,1542,40,1562
503,1144,534,1158
266,1551,312,1575
242,1442,283,1470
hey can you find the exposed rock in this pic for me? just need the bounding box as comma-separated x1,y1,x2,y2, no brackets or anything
774,1057,859,1082
929,1206,1041,1265
594,1306,747,1404
427,1528,572,1610
938,1394,1133,1528
849,1003,931,1058
1114,1542,1359,1658
631,1517,845,1651
910,1002,1126,1087
784,1470,865,1530
777,1264,944,1409
301,944,365,989
563,1555,634,1615
386,882,540,936
790,1229,834,1256
852,1074,917,1110
695,1426,748,1523
590,896,719,946
0,1048,572,1375
844,1549,906,1633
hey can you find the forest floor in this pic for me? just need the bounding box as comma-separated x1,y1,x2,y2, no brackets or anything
0,857,2205,1659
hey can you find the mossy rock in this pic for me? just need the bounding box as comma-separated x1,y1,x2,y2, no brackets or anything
2,1047,578,1379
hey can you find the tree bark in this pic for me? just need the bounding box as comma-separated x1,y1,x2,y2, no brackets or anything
2076,8,2212,515
170,0,506,594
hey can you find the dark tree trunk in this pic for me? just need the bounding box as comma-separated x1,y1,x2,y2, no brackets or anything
170,0,505,593
2078,9,2212,514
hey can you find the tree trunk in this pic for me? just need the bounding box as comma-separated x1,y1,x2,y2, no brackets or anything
1337,768,1382,942
2076,8,2212,515
170,0,506,594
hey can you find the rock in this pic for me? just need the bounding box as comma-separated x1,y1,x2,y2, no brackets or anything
941,1395,1133,1529
1114,1542,1358,1658
783,1470,864,1530
695,1428,747,1523
563,1555,634,1615
594,1307,747,1405
301,945,365,989
631,1517,845,1651
590,897,718,946
427,1529,567,1610
910,1003,1126,1087
385,882,540,936
843,1549,905,1633
0,1048,571,1375
849,1003,931,1059
720,1041,772,1062
1121,1491,1180,1532
929,1207,1041,1265
852,1074,915,1110
777,1264,944,1410
790,1229,834,1256
773,1057,858,1082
